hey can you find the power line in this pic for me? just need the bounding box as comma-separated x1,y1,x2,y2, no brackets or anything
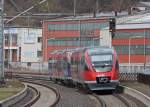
6,0,48,24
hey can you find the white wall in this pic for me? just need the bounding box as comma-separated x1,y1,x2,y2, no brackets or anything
18,28,42,62
100,29,112,47
4,28,19,61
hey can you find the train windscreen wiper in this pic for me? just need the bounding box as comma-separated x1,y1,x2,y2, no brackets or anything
93,63,112,68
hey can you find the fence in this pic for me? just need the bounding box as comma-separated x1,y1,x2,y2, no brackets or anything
5,62,150,82
5,61,48,73
119,64,150,81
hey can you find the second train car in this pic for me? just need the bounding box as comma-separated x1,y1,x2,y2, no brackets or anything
48,46,119,91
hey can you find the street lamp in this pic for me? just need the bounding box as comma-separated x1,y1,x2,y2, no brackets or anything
128,35,145,72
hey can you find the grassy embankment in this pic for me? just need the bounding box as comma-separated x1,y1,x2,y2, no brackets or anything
0,79,24,100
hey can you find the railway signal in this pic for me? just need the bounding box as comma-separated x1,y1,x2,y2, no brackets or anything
109,18,116,39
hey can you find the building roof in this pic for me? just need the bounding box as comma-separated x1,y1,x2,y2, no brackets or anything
116,23,150,29
115,12,150,29
117,12,150,24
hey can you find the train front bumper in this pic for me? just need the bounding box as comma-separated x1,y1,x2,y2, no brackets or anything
85,80,119,91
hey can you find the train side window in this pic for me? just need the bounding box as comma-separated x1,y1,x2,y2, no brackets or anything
84,64,89,71
116,60,119,70
71,57,73,64
83,58,89,71
81,56,84,64
48,62,52,71
81,55,88,71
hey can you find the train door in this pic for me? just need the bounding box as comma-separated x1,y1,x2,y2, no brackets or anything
79,52,86,82
57,54,63,78
48,59,53,77
70,52,79,81
66,52,72,78
77,52,83,82
62,53,68,78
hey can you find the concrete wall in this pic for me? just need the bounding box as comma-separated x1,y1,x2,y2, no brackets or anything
10,62,48,72
120,64,150,73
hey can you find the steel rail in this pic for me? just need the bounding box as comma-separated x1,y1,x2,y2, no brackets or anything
92,93,107,107
18,77,60,107
13,73,147,107
113,94,131,107
23,85,41,107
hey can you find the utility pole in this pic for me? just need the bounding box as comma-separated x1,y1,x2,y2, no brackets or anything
93,0,99,18
74,0,76,17
144,29,146,72
96,0,99,13
0,0,4,83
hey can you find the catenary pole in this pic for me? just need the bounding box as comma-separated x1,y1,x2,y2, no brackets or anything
0,0,4,83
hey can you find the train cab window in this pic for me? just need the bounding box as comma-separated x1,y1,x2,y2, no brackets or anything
90,54,113,72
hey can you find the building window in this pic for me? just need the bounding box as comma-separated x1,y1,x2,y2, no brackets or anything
5,49,9,60
115,31,150,39
5,34,9,45
48,23,108,31
12,49,17,62
114,45,146,55
27,62,31,67
38,37,42,43
12,34,17,46
146,45,150,55
47,37,98,47
37,51,42,57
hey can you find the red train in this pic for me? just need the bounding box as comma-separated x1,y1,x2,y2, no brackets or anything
48,46,119,91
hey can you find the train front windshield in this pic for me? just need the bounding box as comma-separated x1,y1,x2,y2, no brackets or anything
90,54,113,72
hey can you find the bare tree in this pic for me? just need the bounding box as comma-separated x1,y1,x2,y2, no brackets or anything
112,0,137,16
112,0,124,16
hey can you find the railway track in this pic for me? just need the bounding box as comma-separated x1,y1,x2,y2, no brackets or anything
18,78,60,107
10,73,149,107
11,83,40,107
93,91,147,107
16,76,104,107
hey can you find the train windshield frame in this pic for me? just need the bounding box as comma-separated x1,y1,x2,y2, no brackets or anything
90,54,113,72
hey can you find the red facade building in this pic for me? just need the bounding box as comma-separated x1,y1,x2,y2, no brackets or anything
113,23,150,64
43,18,110,61
43,18,150,64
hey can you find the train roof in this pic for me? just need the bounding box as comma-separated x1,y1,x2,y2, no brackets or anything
50,46,114,55
87,47,114,55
